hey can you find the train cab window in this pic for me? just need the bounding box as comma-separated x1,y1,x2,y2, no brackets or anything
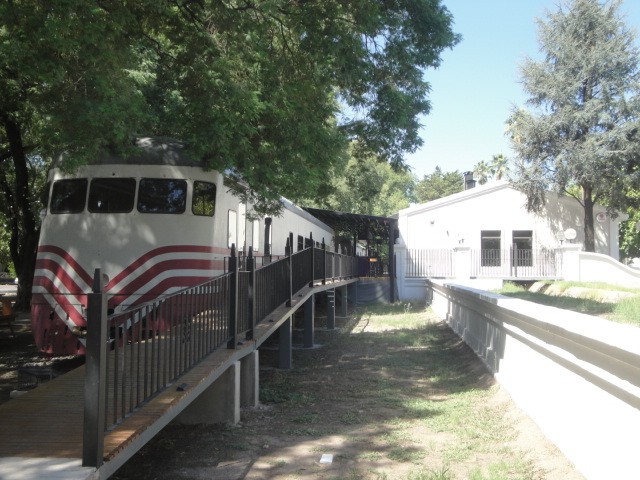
88,178,136,213
192,181,216,216
137,178,187,214
50,179,88,214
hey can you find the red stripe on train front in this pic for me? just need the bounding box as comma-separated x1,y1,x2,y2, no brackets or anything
36,245,93,286
35,258,90,298
31,275,86,325
106,245,228,290
109,258,221,296
123,276,213,309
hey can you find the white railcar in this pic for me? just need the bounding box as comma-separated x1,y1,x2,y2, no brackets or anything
32,137,333,355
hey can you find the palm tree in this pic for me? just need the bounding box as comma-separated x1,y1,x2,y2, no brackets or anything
490,154,509,180
473,160,491,185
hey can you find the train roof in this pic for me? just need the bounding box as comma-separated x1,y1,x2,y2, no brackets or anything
55,137,206,168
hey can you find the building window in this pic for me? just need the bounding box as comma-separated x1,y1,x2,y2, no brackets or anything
297,235,304,252
50,179,88,214
137,178,187,214
513,230,533,267
481,230,501,267
88,178,136,213
192,181,216,216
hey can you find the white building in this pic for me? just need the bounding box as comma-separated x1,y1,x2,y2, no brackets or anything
395,180,628,300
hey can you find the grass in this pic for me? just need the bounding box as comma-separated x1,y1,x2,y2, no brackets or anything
257,303,547,480
496,281,640,327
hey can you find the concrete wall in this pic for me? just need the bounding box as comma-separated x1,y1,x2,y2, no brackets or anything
428,280,640,480
561,244,640,288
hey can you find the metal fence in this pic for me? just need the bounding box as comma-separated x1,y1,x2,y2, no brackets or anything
470,247,560,278
405,247,560,279
405,249,454,277
82,242,356,467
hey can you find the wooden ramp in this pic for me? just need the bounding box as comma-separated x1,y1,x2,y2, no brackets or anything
0,279,356,480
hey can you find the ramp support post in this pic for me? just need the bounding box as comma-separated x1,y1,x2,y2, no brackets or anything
303,294,315,348
279,316,292,369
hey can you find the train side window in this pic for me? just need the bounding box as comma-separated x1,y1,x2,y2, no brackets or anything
192,181,216,216
50,179,88,214
137,178,187,214
252,220,260,251
228,210,237,248
88,178,136,213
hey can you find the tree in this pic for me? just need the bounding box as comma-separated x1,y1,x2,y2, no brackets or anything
619,200,640,261
307,146,416,217
1,1,460,308
489,154,510,180
472,154,510,185
507,0,640,252
415,166,463,202
473,160,491,185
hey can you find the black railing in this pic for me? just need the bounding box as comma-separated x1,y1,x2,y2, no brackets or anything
82,241,357,467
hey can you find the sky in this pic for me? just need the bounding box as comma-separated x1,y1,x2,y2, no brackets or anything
406,0,640,178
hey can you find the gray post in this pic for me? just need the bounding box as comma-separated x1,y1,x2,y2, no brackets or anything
388,220,396,303
303,294,315,348
338,286,348,317
286,234,293,307
246,246,255,341
321,238,326,285
228,244,238,349
278,316,292,369
309,232,315,287
82,269,109,467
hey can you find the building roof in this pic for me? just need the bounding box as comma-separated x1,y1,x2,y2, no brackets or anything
303,208,397,241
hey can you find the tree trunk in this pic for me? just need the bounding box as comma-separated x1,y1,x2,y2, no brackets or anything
3,117,39,310
583,185,595,253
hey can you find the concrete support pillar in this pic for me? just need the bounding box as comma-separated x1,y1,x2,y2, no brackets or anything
348,281,357,309
394,242,407,300
240,351,259,408
303,294,315,348
174,361,240,425
453,246,471,280
279,316,292,369
337,286,348,317
326,289,336,330
560,243,583,281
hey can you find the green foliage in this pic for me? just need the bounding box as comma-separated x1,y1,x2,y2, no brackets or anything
472,154,511,187
415,166,463,203
507,0,640,252
0,0,460,300
619,200,640,261
306,145,417,216
1,0,459,213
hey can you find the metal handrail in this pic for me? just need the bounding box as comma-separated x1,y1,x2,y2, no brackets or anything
82,241,357,466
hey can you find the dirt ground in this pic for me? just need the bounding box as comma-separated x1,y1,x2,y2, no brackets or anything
0,307,584,480
0,314,84,403
112,308,583,480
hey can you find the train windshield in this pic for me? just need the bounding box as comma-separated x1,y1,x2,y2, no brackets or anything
88,178,136,213
192,181,216,216
50,179,88,214
137,178,187,214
